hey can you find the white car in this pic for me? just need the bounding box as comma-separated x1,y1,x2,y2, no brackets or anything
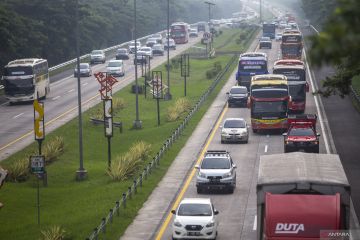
128,41,141,54
275,33,283,41
220,118,249,143
171,198,219,240
139,47,153,59
106,60,125,77
90,50,105,64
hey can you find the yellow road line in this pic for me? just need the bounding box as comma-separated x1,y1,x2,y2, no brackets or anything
155,105,229,240
0,93,100,152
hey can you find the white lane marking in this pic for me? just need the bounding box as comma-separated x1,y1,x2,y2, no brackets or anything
13,113,24,119
264,145,268,153
82,82,88,86
67,89,75,93
303,46,330,153
253,216,257,231
52,96,61,101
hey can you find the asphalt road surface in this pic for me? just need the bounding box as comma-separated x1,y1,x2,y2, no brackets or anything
0,36,201,161
155,29,332,240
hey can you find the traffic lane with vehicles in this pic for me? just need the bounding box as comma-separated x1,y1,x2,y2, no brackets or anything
301,25,360,220
157,37,328,240
0,36,202,160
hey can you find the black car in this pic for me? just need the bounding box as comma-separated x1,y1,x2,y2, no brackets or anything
227,86,248,107
115,48,130,60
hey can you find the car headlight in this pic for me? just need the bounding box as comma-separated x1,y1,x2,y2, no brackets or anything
223,172,232,178
174,220,182,227
206,221,215,228
221,130,227,135
198,171,206,178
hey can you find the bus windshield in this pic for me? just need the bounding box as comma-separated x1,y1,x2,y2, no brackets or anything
252,101,287,118
4,66,33,76
4,78,34,95
239,60,267,72
282,35,302,43
251,88,288,98
282,45,302,54
273,69,305,81
289,84,306,101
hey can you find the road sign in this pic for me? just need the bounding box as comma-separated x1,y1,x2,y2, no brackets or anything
95,72,118,99
30,156,45,174
33,100,45,140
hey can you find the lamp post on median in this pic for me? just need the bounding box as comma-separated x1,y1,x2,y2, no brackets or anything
259,0,263,24
204,1,215,54
75,0,87,180
164,0,172,100
133,0,142,129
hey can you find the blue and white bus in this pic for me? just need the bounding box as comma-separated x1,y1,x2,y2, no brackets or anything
236,52,268,90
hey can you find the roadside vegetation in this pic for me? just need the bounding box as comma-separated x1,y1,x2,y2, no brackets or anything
0,0,242,75
0,26,253,239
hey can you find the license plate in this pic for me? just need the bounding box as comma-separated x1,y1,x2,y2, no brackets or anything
188,232,201,236
210,179,220,183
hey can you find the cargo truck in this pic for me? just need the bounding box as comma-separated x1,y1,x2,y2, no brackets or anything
257,153,351,240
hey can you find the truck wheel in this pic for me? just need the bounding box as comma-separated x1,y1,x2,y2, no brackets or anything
252,129,258,133
228,187,234,194
314,146,320,153
284,146,289,153
197,187,203,194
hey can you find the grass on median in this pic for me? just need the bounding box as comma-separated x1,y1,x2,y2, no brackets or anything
0,56,237,240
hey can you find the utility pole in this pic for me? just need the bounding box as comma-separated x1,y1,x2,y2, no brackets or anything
259,0,262,24
75,0,87,180
133,0,142,129
204,1,215,23
164,0,172,100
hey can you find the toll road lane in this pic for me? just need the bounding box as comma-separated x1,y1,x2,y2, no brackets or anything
0,36,201,161
153,32,328,240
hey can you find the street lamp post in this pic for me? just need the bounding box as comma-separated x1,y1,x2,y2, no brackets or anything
164,0,172,100
75,0,87,181
204,1,215,54
133,0,142,129
260,0,262,24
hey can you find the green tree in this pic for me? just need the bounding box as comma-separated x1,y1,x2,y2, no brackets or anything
308,0,360,97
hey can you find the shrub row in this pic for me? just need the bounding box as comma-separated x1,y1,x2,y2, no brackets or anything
206,61,222,79
106,141,152,181
166,98,192,122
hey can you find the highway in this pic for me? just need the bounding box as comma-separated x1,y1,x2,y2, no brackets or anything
153,27,331,240
0,36,201,161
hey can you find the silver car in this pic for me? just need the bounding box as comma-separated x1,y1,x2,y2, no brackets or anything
220,118,249,143
74,63,92,77
195,150,236,194
90,50,105,64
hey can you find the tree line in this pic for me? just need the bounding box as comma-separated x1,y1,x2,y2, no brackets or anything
0,0,241,74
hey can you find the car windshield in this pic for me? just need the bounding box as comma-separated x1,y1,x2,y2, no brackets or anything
79,64,89,69
140,47,151,52
260,37,270,41
91,50,103,55
117,49,127,53
201,158,230,169
4,66,33,76
224,120,245,128
177,203,212,216
108,61,122,67
153,34,162,38
147,38,156,42
230,88,247,94
153,45,162,50
289,127,315,136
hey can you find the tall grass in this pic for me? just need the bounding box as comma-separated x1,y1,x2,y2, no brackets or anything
106,141,151,181
166,98,192,122
90,97,126,120
40,226,68,240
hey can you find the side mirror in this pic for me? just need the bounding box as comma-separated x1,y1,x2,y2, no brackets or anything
316,133,321,137
282,133,287,136
226,92,229,95
219,126,222,129
306,82,310,92
171,210,176,214
233,164,237,168
195,165,200,169
214,209,219,215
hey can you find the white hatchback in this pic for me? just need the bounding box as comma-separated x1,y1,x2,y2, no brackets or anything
172,198,219,240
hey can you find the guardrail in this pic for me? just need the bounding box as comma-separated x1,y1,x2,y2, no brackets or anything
48,29,167,73
85,54,238,240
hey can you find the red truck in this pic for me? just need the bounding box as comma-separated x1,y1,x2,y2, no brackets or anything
257,152,351,240
283,114,320,153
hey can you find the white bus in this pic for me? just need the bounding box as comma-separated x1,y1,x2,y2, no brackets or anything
2,58,50,103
